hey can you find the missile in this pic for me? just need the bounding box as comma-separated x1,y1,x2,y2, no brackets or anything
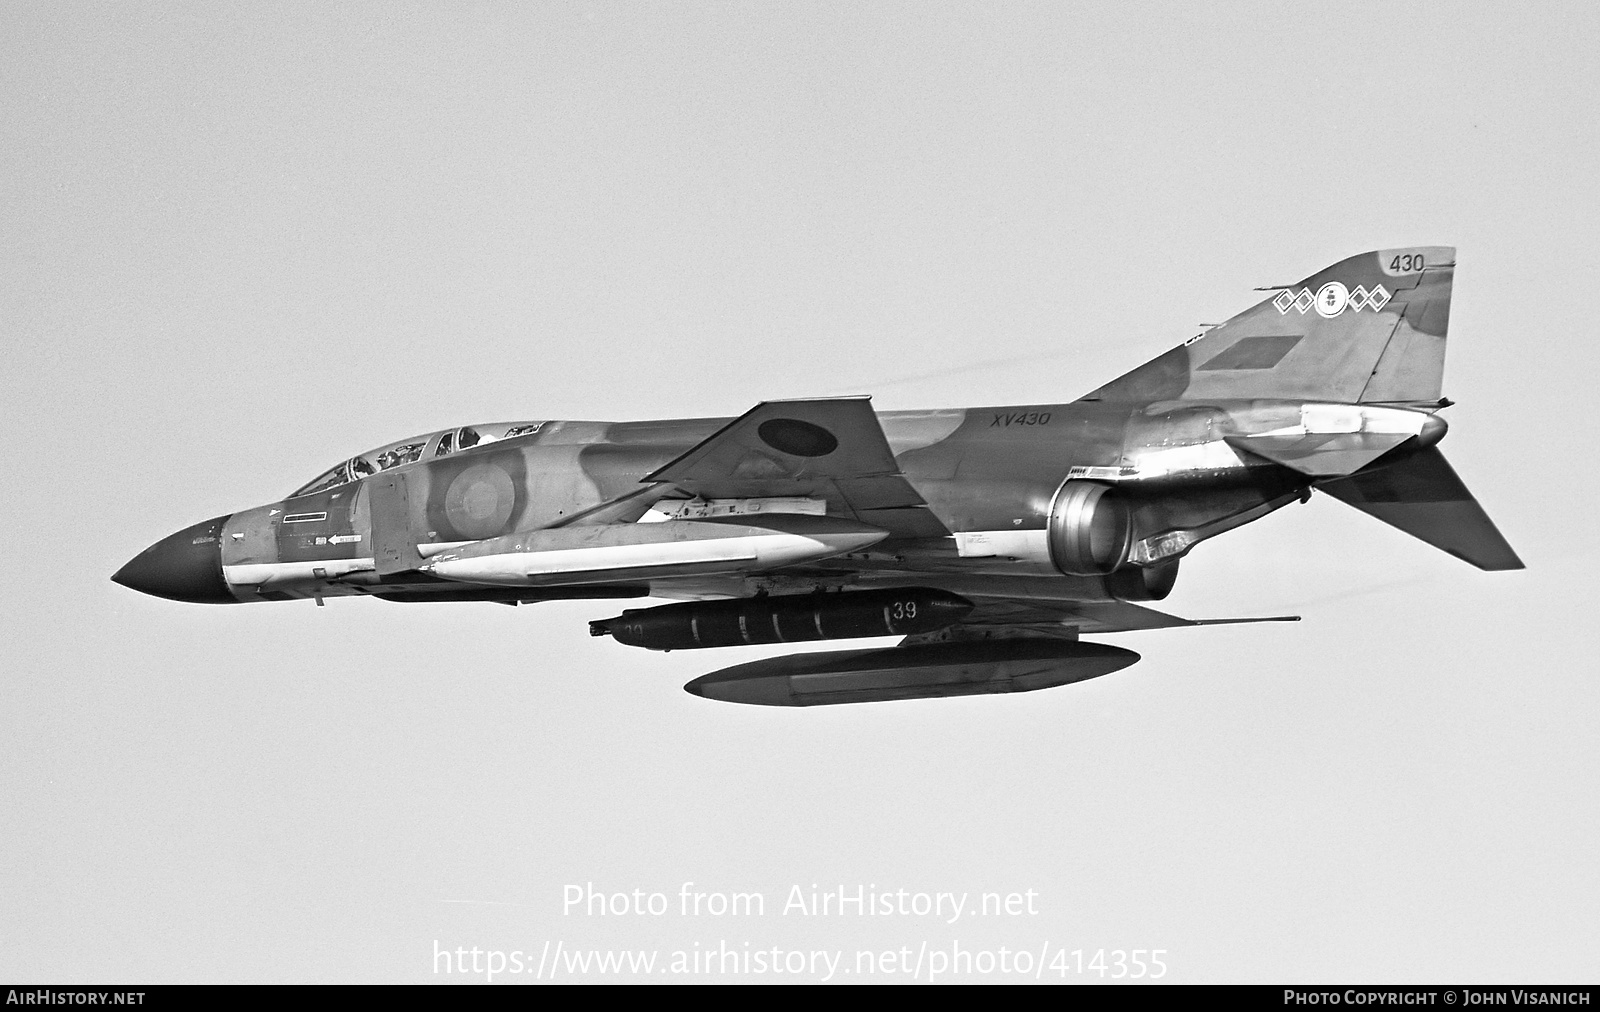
591,587,974,650
684,639,1141,706
423,514,887,587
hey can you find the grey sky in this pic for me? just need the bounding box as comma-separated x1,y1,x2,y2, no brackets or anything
4,2,1597,982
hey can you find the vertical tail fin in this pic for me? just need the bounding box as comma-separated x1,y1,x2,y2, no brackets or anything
1085,247,1455,405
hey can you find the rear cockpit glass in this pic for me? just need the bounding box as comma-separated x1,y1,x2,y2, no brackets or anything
375,442,425,470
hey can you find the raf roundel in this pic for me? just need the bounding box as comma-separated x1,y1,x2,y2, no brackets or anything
444,463,517,540
1314,281,1349,318
757,418,839,457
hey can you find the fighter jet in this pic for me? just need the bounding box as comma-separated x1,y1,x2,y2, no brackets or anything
113,246,1521,705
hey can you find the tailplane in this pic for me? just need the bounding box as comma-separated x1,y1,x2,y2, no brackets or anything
1085,246,1455,405
1318,446,1524,571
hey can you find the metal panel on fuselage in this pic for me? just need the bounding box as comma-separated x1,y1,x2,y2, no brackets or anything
361,404,1139,553
254,399,1253,576
274,486,364,564
895,402,1135,532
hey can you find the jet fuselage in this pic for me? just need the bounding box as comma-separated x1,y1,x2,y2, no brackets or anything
114,397,1439,607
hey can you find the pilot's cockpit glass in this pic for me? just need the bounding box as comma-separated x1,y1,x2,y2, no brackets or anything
293,459,359,498
289,454,377,497
292,468,338,498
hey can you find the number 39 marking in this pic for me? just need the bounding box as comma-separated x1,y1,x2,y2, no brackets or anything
1389,253,1426,273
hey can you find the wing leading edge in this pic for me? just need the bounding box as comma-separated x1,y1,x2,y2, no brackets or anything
644,397,949,538
901,594,1299,644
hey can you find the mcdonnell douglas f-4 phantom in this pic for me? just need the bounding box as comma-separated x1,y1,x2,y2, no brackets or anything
114,247,1521,705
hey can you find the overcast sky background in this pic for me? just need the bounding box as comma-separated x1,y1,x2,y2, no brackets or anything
5,2,1598,983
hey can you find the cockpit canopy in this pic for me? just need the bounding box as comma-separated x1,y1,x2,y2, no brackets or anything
289,421,547,498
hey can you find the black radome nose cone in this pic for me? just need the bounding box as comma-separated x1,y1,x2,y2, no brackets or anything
113,515,237,604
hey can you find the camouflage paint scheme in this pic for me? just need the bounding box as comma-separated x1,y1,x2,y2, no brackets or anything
114,247,1522,703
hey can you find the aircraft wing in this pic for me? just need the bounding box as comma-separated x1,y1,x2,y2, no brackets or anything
902,593,1298,643
951,596,1194,636
644,397,949,538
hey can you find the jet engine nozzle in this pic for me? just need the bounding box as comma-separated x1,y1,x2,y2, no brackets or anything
1048,480,1134,575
